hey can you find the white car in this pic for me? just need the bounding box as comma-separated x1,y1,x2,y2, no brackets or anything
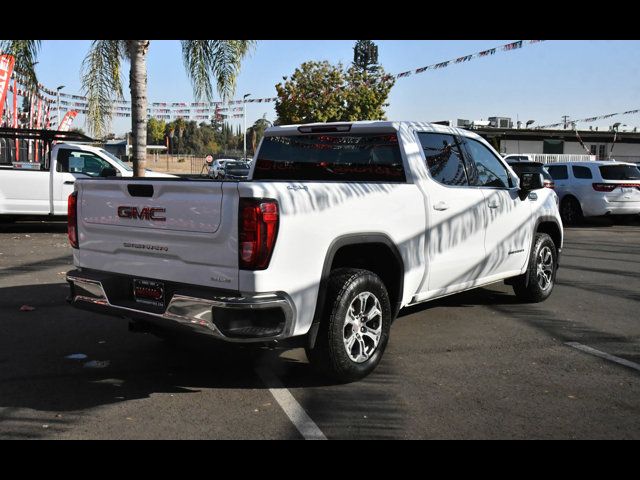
208,158,236,179
66,121,562,382
546,161,640,223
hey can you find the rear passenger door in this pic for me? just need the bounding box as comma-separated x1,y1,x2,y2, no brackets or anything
546,164,570,200
461,137,534,278
416,132,487,294
569,165,594,204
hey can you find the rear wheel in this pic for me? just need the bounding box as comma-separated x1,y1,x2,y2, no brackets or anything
512,233,557,303
306,268,392,383
560,196,583,225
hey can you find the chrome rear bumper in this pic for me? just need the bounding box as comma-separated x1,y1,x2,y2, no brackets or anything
66,272,295,343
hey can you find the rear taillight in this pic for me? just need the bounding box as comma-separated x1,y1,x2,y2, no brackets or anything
68,191,79,249
239,198,279,270
592,183,618,192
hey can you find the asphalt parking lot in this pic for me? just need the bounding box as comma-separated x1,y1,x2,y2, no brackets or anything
1,217,639,439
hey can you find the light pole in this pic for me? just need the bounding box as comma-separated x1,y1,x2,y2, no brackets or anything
243,93,251,160
56,85,65,128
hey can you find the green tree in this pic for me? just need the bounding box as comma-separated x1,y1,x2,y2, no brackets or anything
274,60,395,125
353,40,379,72
147,117,166,145
2,40,255,176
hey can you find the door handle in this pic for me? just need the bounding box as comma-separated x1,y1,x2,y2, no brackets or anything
64,181,75,185
433,201,449,211
487,200,500,209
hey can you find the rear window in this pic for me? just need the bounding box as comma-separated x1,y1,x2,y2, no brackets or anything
253,133,405,182
599,164,640,180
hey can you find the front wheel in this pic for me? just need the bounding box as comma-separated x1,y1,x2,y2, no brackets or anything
305,268,392,383
512,233,557,303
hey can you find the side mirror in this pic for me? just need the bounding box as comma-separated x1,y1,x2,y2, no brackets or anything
520,172,544,191
99,167,118,178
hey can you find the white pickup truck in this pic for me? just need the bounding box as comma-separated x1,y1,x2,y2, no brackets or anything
66,121,563,382
0,140,173,219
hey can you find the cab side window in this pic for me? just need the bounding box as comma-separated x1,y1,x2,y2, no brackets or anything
56,150,111,177
463,138,511,188
417,132,469,186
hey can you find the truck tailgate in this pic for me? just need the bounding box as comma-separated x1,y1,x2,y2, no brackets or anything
75,179,239,291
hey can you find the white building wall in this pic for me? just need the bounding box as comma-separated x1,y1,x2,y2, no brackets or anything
500,139,640,163
500,140,544,155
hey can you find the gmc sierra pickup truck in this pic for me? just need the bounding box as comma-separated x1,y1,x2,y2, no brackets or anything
66,121,563,382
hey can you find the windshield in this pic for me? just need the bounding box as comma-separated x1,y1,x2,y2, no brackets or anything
98,148,133,171
254,133,405,182
599,164,640,180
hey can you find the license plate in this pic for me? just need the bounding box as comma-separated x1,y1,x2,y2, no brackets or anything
132,279,165,308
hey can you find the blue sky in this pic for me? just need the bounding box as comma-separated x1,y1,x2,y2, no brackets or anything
33,40,640,136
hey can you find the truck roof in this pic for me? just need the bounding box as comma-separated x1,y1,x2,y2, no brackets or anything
265,120,483,141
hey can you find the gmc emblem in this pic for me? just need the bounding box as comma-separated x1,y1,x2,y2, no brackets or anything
117,206,166,221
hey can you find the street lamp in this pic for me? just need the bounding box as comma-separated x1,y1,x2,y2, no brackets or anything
526,120,535,128
56,85,65,128
243,93,251,161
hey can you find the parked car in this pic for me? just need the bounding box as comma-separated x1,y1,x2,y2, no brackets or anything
222,160,250,180
506,159,555,189
546,161,640,224
208,158,236,179
66,121,562,382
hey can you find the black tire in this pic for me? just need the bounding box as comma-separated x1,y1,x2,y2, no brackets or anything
512,233,557,303
305,268,392,383
560,196,583,225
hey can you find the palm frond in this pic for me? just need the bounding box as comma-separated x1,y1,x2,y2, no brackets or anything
0,40,41,93
81,40,127,138
181,40,255,102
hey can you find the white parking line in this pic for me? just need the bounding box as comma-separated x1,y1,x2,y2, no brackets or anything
565,342,640,372
256,367,327,440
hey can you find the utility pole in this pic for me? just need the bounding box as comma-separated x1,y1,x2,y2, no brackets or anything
243,93,251,160
561,115,570,130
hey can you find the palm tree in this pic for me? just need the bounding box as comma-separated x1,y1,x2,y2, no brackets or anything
1,40,254,176
249,114,272,153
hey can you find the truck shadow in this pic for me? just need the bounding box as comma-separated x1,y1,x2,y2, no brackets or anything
0,220,67,234
0,282,408,438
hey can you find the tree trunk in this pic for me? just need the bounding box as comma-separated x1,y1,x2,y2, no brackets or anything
128,40,149,177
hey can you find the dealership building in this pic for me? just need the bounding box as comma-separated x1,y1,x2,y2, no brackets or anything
435,117,640,164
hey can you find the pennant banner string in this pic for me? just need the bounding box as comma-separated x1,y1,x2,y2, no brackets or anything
538,108,640,129
8,40,544,113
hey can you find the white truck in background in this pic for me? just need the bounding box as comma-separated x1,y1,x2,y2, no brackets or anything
0,132,174,219
66,121,563,382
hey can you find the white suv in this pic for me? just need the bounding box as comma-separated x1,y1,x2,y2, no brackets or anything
546,161,640,223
